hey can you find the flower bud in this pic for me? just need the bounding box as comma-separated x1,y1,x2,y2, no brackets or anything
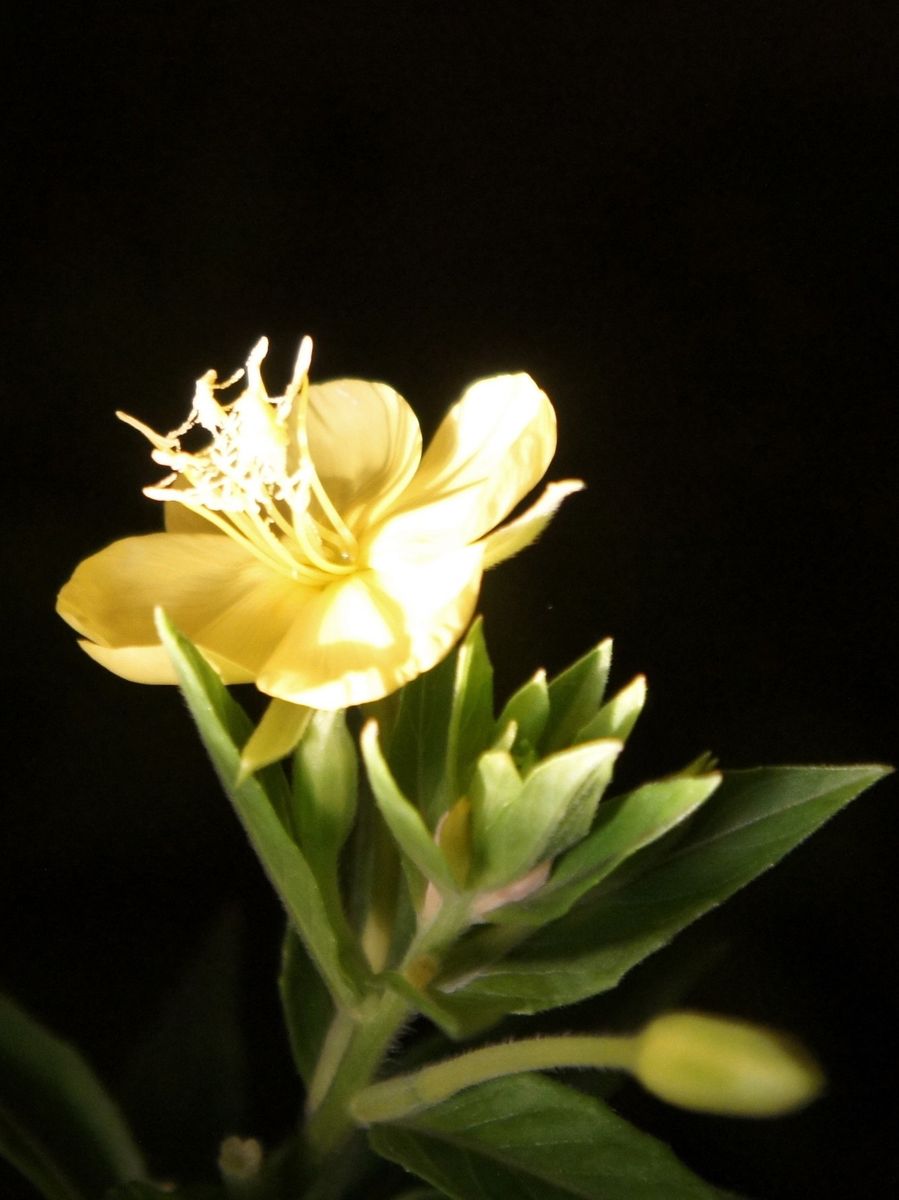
633,1011,825,1117
218,1135,263,1191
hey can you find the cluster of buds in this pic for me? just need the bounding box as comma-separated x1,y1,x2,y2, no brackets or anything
360,622,648,941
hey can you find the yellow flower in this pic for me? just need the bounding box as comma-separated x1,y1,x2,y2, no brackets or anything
57,338,582,711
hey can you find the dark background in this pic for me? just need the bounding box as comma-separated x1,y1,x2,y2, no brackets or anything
4,2,897,1197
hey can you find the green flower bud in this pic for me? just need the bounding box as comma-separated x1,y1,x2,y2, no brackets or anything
218,1135,263,1196
633,1011,825,1117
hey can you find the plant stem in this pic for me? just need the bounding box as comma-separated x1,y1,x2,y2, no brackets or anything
303,896,474,1165
304,990,410,1163
351,1034,640,1123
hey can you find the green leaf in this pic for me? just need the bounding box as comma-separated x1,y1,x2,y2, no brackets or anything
445,619,495,811
370,1073,735,1199
381,621,495,828
0,993,146,1200
471,741,622,893
436,764,890,1019
381,641,458,821
489,773,720,927
574,674,647,745
529,739,623,858
155,611,368,1008
492,672,547,753
468,750,524,889
279,926,335,1088
678,751,719,777
361,722,457,893
542,638,612,754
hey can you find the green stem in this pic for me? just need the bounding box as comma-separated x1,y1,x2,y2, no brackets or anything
303,896,474,1164
305,1007,358,1115
350,1034,640,1123
304,990,410,1163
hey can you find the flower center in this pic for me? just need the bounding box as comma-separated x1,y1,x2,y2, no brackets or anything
119,338,358,585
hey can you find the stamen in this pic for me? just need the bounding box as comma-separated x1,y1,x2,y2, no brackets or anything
118,411,178,453
244,338,269,395
191,371,228,434
290,336,314,393
291,507,355,576
125,336,359,584
150,498,304,580
228,509,311,578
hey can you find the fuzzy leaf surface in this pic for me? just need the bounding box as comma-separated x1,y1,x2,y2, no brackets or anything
436,765,889,1020
362,722,456,891
541,639,611,754
279,926,335,1087
489,773,720,927
370,1073,736,1199
156,611,368,1006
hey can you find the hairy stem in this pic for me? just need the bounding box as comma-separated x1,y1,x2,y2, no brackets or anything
351,1034,640,1123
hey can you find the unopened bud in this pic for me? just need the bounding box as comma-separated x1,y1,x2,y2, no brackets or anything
218,1135,263,1193
633,1011,825,1117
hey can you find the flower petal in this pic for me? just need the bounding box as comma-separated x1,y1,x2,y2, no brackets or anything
366,373,556,560
163,501,216,534
256,544,485,709
78,640,181,683
190,566,318,677
481,479,585,567
307,380,422,531
56,533,314,683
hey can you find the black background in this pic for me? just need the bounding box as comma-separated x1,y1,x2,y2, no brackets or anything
4,2,897,1197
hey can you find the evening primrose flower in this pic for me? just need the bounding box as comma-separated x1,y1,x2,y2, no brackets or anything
57,338,582,712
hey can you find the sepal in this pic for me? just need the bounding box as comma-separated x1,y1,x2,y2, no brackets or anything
238,698,311,781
